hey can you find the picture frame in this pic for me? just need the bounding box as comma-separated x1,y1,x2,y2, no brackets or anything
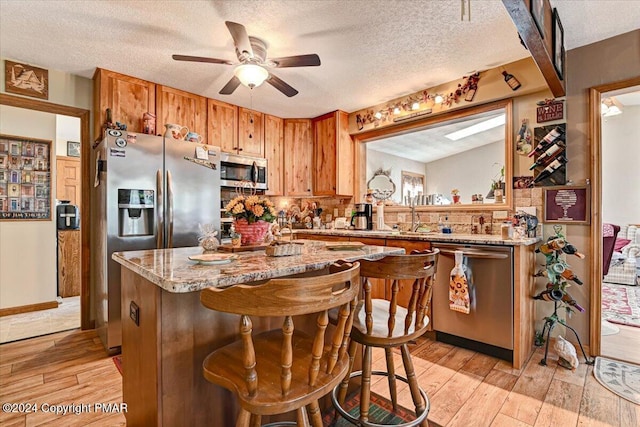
67,141,81,157
530,0,545,39
552,8,565,80
0,134,52,220
543,185,590,224
4,60,49,100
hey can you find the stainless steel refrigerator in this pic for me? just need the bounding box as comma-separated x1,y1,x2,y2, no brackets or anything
93,130,220,353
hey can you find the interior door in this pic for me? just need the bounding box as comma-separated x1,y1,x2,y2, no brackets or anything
56,156,81,209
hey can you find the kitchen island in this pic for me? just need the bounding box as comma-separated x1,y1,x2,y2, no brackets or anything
112,242,404,427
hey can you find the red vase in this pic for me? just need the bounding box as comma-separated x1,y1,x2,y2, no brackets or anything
233,219,270,245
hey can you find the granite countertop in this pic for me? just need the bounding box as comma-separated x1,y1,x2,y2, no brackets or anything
293,229,542,246
112,241,404,293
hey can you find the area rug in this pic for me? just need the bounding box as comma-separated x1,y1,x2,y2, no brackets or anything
601,320,620,336
594,356,640,405
113,355,122,375
322,390,417,426
601,282,640,328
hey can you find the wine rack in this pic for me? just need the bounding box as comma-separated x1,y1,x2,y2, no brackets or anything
533,225,594,367
530,124,567,187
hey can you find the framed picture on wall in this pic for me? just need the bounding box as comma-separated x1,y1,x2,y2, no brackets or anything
4,60,49,100
530,0,545,38
67,141,80,157
552,8,565,80
0,134,51,220
543,185,590,224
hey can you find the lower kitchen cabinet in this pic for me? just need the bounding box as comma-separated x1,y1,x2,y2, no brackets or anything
57,230,81,297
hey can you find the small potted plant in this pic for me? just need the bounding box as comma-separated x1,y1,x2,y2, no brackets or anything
451,189,461,204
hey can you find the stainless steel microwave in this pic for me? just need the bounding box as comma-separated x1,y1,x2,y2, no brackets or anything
219,152,267,190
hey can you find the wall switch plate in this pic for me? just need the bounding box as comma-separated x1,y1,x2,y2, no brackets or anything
130,301,139,326
493,210,508,219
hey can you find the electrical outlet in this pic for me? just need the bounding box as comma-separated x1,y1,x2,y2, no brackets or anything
130,301,139,326
493,210,508,219
398,214,406,223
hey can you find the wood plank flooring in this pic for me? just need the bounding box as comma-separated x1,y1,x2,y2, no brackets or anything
601,323,640,365
1,329,638,426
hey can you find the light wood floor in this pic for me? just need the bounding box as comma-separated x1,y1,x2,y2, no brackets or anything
1,329,638,426
601,322,640,365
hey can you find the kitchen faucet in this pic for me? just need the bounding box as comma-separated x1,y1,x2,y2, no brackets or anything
410,199,425,232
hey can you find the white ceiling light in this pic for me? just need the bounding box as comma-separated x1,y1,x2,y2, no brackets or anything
444,114,505,141
234,64,269,89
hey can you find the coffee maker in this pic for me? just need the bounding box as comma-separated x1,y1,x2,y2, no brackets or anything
351,203,373,230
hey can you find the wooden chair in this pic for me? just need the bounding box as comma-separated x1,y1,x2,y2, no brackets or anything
200,261,360,427
332,249,439,427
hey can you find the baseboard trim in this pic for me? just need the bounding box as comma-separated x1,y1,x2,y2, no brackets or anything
0,301,59,317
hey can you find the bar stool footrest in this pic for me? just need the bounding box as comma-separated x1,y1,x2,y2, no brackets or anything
331,370,430,427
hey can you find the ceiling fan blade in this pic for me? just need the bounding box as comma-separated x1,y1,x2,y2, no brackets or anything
219,76,241,95
266,73,298,97
172,54,233,65
225,21,254,59
270,54,321,68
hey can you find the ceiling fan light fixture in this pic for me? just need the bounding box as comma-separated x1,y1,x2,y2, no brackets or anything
234,64,269,89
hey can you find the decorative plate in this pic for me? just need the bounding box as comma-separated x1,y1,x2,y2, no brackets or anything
188,254,238,265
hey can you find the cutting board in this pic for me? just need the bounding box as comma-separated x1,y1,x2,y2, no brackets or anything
218,244,267,252
325,241,365,250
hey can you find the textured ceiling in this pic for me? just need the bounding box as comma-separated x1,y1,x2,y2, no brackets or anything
0,1,639,118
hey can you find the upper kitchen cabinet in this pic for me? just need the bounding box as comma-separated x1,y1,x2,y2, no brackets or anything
312,111,353,197
237,108,264,157
283,119,313,197
207,99,238,151
93,68,155,137
264,114,284,196
156,85,207,139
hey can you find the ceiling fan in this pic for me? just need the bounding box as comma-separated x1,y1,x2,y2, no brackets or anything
172,21,321,97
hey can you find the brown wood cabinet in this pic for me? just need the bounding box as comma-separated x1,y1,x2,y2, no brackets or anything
156,85,207,140
93,68,156,137
264,114,284,196
207,98,238,150
312,111,354,197
58,230,81,297
283,119,313,196
237,108,264,157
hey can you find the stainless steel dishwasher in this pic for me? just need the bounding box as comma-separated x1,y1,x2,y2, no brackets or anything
431,242,514,361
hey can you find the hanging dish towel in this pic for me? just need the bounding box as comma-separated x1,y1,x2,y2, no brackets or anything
449,250,470,314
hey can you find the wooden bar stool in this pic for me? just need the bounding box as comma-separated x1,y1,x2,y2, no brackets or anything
331,249,439,427
200,261,360,427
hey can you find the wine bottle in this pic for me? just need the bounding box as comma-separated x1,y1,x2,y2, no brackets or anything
528,126,565,157
533,288,563,301
560,268,583,285
502,71,521,90
562,244,586,259
531,158,565,184
562,291,585,312
536,237,566,254
529,148,567,170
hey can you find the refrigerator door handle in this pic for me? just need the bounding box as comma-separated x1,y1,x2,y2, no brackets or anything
167,170,174,248
156,169,164,249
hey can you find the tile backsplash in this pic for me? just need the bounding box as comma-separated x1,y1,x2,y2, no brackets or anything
270,188,542,235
